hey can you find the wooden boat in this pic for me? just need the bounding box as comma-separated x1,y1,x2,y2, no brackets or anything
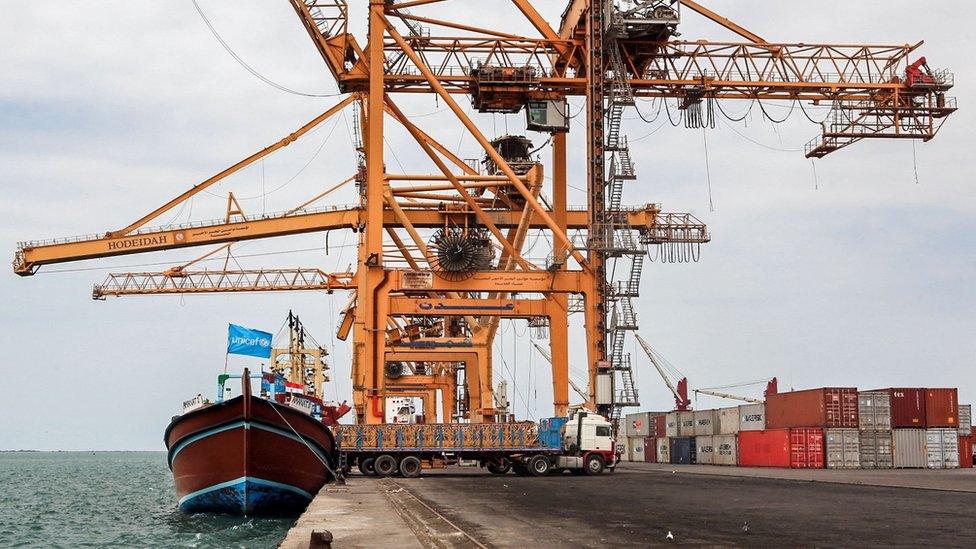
164,370,339,515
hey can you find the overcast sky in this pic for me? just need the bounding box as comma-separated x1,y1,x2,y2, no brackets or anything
1,2,973,450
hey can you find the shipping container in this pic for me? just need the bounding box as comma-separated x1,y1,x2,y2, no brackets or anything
739,403,766,432
679,412,696,436
925,389,958,428
859,431,893,469
617,435,631,462
713,434,737,466
656,437,670,464
959,405,972,436
926,428,959,469
738,429,790,468
696,436,714,465
875,388,926,427
665,412,679,438
644,437,657,463
892,428,926,468
717,406,739,435
790,427,825,469
824,428,860,469
693,409,718,436
653,414,666,438
625,412,651,437
959,435,973,469
766,388,858,429
858,391,892,431
629,436,645,463
669,437,696,465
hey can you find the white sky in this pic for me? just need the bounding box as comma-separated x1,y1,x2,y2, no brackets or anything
1,1,973,450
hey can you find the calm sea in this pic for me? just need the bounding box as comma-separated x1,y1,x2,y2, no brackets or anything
0,452,293,548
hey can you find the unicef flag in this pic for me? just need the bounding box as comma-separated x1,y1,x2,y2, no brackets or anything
227,324,273,358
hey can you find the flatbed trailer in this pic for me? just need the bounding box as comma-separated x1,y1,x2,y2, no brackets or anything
333,412,617,477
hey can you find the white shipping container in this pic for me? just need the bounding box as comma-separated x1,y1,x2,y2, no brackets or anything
617,435,631,462
859,431,893,469
625,412,651,437
713,434,737,466
665,412,679,438
959,405,972,436
825,428,860,469
926,428,960,469
693,410,718,436
717,406,740,435
629,436,645,463
679,412,695,436
738,403,765,432
696,436,714,465
892,429,926,468
596,374,612,405
656,437,670,464
858,391,892,431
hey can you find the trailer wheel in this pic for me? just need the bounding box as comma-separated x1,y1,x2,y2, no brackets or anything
399,456,422,478
374,454,398,477
528,455,551,476
584,454,605,475
359,457,376,476
486,457,511,475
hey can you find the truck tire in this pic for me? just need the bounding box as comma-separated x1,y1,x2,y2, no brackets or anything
359,457,376,476
374,454,398,477
486,457,511,475
399,456,422,478
584,454,605,475
528,455,551,476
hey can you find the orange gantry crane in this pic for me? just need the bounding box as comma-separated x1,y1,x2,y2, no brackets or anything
13,1,954,425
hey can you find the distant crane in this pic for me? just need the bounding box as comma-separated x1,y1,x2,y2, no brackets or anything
694,378,778,404
531,341,590,404
634,334,691,411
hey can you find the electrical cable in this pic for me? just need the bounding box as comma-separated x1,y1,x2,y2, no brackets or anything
663,98,683,127
717,118,803,153
757,99,796,124
715,98,755,122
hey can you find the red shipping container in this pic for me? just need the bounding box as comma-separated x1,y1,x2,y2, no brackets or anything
765,388,858,429
924,388,958,427
959,436,973,469
873,388,926,427
738,429,790,468
653,415,666,438
644,437,657,463
790,427,825,469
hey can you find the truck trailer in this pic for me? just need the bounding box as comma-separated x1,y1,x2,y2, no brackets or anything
333,410,616,477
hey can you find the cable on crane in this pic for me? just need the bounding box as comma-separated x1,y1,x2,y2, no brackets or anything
798,99,831,125
190,0,340,98
715,98,755,122
634,97,662,124
663,99,683,127
757,99,796,124
716,118,803,153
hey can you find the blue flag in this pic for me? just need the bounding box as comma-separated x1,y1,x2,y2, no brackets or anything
227,324,273,358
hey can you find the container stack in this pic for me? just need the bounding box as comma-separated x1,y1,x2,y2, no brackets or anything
858,391,893,469
959,405,973,468
762,387,858,469
874,388,960,469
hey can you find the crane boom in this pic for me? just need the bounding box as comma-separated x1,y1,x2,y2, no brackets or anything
531,341,589,403
634,334,690,411
694,388,762,404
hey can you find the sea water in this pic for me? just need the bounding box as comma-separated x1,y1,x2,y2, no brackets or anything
0,452,293,548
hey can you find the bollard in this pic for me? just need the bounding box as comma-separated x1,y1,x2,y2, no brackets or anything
309,529,334,549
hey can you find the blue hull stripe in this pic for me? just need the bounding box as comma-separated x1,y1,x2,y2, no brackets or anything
178,476,314,506
169,421,330,466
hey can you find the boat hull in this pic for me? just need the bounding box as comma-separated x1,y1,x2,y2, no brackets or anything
164,393,337,516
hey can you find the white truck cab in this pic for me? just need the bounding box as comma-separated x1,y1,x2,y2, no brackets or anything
556,410,616,474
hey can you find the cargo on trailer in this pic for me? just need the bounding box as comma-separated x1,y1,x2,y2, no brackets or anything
669,437,696,465
738,429,790,468
739,403,766,432
656,437,670,464
959,435,973,469
925,389,959,428
859,431,893,469
790,427,825,469
873,388,926,427
713,434,737,466
892,428,927,468
766,388,858,429
926,428,959,469
694,409,718,436
858,391,892,431
825,428,860,469
959,405,972,436
644,437,657,463
696,436,715,465
628,436,645,463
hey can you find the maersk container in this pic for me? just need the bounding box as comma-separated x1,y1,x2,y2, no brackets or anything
926,428,959,469
696,436,715,464
693,409,718,436
713,434,737,466
859,431,893,469
625,412,651,437
959,435,973,469
925,389,959,428
717,406,739,435
858,391,892,431
656,437,670,464
790,427,825,469
766,388,858,429
739,403,766,432
958,404,972,436
653,414,666,438
669,437,696,464
825,428,860,469
874,388,926,427
644,437,657,463
738,429,790,468
892,428,926,468
665,412,679,437
629,436,645,463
